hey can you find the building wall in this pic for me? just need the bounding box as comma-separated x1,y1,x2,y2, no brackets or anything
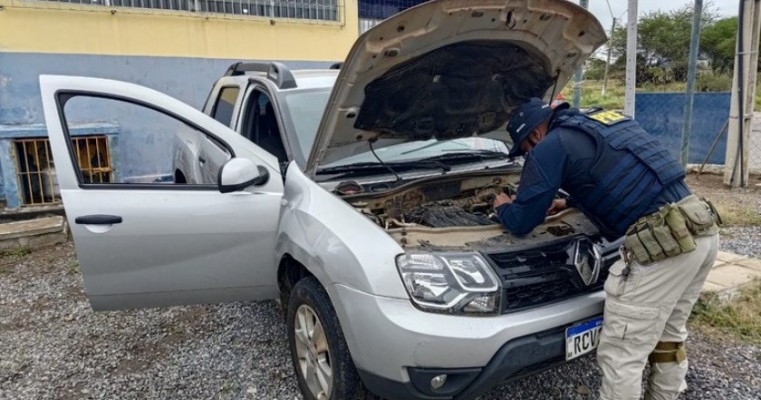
0,0,358,123
0,0,358,207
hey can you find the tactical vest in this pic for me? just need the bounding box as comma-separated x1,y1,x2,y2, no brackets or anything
551,109,685,237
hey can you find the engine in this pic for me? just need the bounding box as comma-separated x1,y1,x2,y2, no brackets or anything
337,173,520,229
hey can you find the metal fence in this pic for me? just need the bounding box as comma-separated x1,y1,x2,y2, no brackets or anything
635,92,731,166
571,73,761,179
631,88,760,176
30,0,341,21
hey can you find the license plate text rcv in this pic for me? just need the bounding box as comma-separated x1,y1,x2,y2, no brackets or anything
565,317,603,360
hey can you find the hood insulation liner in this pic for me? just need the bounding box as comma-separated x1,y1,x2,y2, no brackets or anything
355,41,554,141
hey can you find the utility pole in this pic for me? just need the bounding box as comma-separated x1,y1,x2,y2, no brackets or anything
680,0,702,167
724,0,761,187
572,0,589,108
624,0,638,117
602,17,616,97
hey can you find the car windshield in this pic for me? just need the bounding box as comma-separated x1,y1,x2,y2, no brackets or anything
280,89,332,167
280,89,512,171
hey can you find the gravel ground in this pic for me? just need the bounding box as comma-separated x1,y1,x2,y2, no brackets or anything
1,240,760,400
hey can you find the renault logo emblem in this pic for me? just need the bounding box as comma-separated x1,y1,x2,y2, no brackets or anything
573,239,602,286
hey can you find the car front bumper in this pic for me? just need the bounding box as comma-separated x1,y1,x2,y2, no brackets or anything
330,284,605,400
357,317,600,400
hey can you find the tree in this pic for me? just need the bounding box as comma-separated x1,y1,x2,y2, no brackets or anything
609,2,718,84
700,17,737,74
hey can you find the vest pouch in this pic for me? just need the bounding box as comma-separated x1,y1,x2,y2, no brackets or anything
636,226,666,262
664,204,696,253
648,213,682,258
624,223,653,264
677,195,719,236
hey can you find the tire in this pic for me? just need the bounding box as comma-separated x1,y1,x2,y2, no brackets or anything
286,277,374,400
174,170,187,184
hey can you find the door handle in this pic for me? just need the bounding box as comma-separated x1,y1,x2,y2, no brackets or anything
199,157,207,165
75,215,123,225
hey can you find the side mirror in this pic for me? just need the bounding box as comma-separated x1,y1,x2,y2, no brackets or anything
218,158,269,193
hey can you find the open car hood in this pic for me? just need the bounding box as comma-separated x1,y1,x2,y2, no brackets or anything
306,0,606,174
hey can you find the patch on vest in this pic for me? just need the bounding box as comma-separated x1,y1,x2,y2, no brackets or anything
587,110,629,126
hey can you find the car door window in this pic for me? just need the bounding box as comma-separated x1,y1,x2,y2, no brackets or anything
211,86,240,128
242,90,288,163
60,94,231,187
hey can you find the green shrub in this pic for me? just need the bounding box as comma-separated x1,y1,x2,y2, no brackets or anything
696,73,733,92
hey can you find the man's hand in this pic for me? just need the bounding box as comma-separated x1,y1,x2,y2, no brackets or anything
547,198,567,215
493,193,515,209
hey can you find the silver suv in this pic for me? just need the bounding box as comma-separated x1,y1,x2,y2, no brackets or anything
40,1,612,399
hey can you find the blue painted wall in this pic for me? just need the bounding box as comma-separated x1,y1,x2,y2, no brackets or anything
0,52,330,124
635,92,731,165
0,52,329,207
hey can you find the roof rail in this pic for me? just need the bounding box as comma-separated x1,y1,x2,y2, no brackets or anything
223,61,297,89
329,62,343,70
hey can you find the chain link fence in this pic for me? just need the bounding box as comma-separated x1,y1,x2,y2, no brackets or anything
634,92,730,166
568,70,761,179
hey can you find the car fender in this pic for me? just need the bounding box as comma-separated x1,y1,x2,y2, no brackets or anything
276,163,408,300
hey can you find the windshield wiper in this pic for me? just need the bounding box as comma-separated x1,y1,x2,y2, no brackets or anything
316,160,451,175
419,150,512,163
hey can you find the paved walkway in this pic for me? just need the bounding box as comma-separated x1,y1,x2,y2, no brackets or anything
702,251,761,297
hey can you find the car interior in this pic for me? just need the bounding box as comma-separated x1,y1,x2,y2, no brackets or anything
242,90,288,164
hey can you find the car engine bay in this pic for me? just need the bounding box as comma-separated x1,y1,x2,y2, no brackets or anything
335,171,602,252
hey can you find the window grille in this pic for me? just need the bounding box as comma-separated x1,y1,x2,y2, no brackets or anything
71,136,112,184
13,136,112,206
358,0,427,33
32,0,342,21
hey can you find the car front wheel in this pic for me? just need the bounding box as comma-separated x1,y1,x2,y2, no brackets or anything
286,276,373,400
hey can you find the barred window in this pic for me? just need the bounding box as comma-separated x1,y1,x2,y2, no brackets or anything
13,136,113,206
34,0,341,21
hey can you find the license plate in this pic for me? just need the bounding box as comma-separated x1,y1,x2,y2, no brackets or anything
565,317,603,361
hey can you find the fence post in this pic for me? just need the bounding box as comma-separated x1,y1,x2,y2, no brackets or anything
680,0,702,167
602,17,616,97
624,0,638,117
572,0,589,109
724,0,760,187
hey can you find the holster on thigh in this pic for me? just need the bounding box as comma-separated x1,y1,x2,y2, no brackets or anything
649,341,687,364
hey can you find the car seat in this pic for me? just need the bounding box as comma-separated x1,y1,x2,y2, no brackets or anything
257,102,288,163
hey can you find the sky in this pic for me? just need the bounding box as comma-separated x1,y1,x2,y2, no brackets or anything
586,0,740,32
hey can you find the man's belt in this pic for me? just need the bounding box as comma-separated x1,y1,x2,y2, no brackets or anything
623,195,721,265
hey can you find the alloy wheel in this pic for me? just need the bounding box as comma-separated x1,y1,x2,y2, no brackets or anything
294,304,333,400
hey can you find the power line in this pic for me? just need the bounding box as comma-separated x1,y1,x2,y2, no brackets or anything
605,0,614,19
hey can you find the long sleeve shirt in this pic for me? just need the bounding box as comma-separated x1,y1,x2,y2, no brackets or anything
495,131,571,235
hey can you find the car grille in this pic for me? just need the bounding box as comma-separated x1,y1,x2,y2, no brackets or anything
487,237,620,314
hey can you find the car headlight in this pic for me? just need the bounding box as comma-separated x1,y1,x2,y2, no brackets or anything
396,252,502,315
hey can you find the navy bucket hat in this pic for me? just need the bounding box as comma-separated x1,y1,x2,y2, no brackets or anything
506,97,553,158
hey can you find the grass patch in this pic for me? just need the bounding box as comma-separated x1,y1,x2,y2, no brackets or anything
690,279,761,344
711,202,761,227
560,78,757,110
1,246,32,259
67,260,80,275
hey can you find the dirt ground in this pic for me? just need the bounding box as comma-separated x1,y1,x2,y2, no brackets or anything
685,172,761,225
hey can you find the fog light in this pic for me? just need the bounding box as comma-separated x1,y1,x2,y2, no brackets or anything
430,374,447,390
